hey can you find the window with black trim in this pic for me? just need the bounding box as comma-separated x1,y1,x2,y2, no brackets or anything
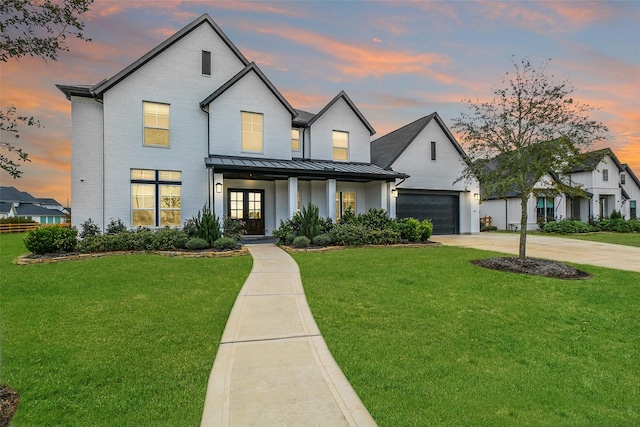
431,141,436,160
333,131,348,161
336,191,356,219
202,50,211,75
131,169,181,227
291,128,300,151
241,111,263,152
603,168,609,182
621,173,626,185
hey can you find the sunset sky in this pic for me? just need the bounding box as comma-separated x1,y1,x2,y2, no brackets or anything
2,0,639,206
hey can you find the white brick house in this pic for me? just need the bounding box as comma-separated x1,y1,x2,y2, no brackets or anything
57,14,406,235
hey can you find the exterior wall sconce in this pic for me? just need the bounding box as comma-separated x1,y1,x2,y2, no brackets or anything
215,182,223,193
391,189,398,198
474,193,480,200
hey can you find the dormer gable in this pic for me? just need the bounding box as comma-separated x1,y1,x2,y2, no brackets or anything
200,62,296,117
307,91,375,136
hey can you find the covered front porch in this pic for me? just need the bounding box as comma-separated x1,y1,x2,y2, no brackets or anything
205,155,407,235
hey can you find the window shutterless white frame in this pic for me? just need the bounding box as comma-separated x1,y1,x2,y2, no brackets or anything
333,130,348,161
241,111,263,152
143,102,170,147
291,128,301,151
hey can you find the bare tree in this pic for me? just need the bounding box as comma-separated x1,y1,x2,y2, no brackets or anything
0,0,92,178
453,57,608,259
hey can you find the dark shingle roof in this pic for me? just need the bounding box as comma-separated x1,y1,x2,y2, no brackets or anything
0,186,38,203
205,155,407,182
15,204,65,217
293,109,316,126
0,202,14,214
200,63,296,117
370,112,467,169
571,148,624,173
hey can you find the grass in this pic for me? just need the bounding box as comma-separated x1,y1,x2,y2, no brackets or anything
0,233,252,426
541,232,640,248
292,246,640,426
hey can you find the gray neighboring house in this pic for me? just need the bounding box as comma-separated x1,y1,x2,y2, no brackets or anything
0,186,69,224
371,113,480,235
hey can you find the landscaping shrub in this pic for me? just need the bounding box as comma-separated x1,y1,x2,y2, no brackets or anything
312,233,333,247
333,223,368,246
223,217,245,240
368,228,401,245
213,237,238,251
543,219,590,234
300,202,321,240
357,208,398,231
419,219,434,241
629,219,640,232
292,235,311,248
185,237,210,250
398,218,422,242
0,217,35,224
24,225,78,254
340,206,357,224
285,232,297,245
273,213,303,244
318,217,334,235
190,205,221,247
481,225,498,232
105,218,127,235
148,227,188,250
79,218,101,238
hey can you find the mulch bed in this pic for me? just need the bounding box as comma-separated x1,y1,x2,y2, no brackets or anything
472,257,592,280
0,385,19,427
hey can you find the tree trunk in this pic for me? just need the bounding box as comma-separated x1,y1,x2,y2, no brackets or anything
519,194,529,259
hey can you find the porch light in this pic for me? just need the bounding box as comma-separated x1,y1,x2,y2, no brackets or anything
215,182,223,193
474,193,480,200
391,189,398,198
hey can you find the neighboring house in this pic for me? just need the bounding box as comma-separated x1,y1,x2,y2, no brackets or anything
0,186,69,224
621,164,640,219
479,148,638,230
371,113,480,234
57,13,409,235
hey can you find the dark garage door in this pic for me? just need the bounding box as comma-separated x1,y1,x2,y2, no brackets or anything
397,191,459,235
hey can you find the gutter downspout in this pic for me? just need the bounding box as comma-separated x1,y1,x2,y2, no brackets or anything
200,103,212,209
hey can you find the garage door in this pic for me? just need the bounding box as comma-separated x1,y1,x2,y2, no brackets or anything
397,191,459,235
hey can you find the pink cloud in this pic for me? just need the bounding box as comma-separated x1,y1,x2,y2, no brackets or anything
247,23,453,82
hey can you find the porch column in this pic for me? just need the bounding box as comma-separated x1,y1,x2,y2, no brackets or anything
379,182,389,216
326,179,337,222
288,177,298,218
389,182,397,218
213,172,224,221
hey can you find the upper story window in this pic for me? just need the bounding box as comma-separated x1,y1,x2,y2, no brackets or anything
241,111,263,152
333,130,348,161
431,141,436,161
291,128,300,151
603,168,609,182
621,173,626,185
202,50,211,75
143,102,170,147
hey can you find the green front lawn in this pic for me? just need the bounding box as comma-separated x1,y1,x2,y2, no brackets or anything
293,246,640,426
0,233,252,426
547,232,640,248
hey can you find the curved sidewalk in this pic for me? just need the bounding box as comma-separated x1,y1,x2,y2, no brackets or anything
435,233,640,273
200,244,377,427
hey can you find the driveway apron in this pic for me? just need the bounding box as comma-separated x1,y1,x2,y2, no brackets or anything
435,233,640,273
200,244,377,427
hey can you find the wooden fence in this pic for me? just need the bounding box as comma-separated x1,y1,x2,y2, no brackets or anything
0,222,70,234
480,215,493,228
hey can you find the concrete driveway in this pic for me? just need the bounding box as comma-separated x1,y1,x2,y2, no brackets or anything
435,233,640,273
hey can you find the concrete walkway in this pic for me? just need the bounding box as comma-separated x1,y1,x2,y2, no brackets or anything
435,233,640,273
200,244,377,427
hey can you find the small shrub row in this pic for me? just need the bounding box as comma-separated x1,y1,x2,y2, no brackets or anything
273,204,433,247
542,219,591,234
24,225,78,254
0,217,36,224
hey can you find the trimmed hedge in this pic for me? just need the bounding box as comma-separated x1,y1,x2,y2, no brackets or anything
24,225,78,254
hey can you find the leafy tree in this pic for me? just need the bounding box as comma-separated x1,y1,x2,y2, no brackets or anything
0,0,92,178
453,57,608,258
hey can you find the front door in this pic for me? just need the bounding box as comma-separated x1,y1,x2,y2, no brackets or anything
228,190,265,235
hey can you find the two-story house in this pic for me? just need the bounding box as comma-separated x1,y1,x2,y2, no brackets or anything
371,113,480,234
57,13,407,235
479,147,639,229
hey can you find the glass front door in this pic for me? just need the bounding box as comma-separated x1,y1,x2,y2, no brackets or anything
228,190,265,235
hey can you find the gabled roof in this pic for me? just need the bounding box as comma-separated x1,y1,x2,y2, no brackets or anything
200,62,296,117
623,164,640,190
306,91,375,136
57,13,249,100
0,202,15,214
571,148,625,173
0,186,38,203
370,112,467,169
292,109,316,127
